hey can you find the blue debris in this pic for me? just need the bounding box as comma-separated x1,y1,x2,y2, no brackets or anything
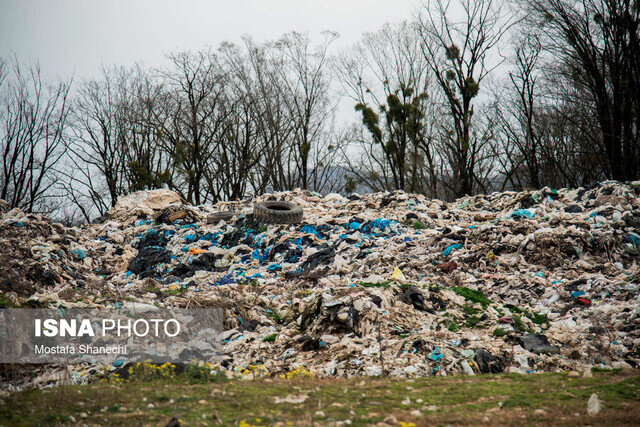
571,290,586,299
301,224,320,236
184,234,198,243
511,209,534,219
359,218,392,234
215,275,236,286
71,249,86,260
252,249,269,263
625,233,640,247
267,263,281,271
200,232,218,242
347,221,361,230
180,224,199,229
442,243,462,257
428,346,443,361
112,359,124,367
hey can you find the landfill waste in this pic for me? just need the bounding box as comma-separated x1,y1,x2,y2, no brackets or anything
587,393,602,415
207,211,239,224
1,180,640,391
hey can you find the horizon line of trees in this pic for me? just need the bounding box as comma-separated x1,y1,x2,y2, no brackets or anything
1,0,639,224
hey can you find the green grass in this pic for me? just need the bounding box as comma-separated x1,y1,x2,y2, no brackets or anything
493,328,507,337
263,333,277,342
525,311,549,325
463,305,480,315
504,304,522,314
143,285,187,297
506,304,548,325
359,281,391,288
452,287,491,307
412,221,426,230
1,371,638,426
512,314,533,333
0,294,15,308
464,315,482,328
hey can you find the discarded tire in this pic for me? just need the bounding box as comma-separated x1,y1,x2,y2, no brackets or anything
207,211,238,224
253,201,303,224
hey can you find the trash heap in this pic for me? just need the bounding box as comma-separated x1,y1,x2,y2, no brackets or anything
1,182,640,389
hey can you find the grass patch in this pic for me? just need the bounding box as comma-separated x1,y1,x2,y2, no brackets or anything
412,221,426,230
267,311,283,323
263,333,277,342
359,281,391,288
1,371,638,426
143,285,187,297
493,328,507,337
526,311,549,325
398,283,413,292
447,323,461,332
0,294,15,308
463,305,480,315
505,304,548,327
464,315,482,328
504,303,523,314
512,314,533,333
453,287,491,307
592,367,622,373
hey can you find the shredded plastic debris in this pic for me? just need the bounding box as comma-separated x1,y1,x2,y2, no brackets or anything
1,180,640,390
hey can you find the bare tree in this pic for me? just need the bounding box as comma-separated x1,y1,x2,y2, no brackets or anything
220,34,339,195
219,38,292,196
121,66,171,192
491,33,604,190
522,0,640,182
64,66,171,221
68,67,129,215
0,59,7,89
491,35,545,189
0,58,72,213
155,50,232,204
418,0,514,196
210,57,263,200
336,22,440,196
276,31,338,191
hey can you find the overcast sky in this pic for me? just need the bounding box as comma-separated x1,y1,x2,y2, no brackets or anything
1,0,418,80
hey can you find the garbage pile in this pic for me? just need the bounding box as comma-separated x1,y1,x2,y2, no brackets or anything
1,182,640,389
